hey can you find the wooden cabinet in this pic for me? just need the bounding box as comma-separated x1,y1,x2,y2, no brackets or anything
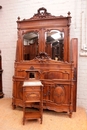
22,80,43,125
12,7,77,117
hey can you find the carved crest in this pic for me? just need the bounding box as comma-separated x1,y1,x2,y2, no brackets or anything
30,7,56,19
34,52,51,63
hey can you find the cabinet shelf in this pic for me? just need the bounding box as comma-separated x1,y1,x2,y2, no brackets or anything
24,111,41,119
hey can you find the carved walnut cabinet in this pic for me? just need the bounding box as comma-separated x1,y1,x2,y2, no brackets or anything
12,7,77,117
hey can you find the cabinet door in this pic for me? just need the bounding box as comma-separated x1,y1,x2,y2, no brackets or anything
43,82,71,105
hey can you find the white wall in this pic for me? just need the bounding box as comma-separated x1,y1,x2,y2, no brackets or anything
0,0,87,112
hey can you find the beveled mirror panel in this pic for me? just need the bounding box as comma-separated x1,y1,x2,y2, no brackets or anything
45,30,64,61
23,31,38,60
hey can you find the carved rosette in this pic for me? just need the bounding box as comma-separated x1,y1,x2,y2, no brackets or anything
53,85,65,104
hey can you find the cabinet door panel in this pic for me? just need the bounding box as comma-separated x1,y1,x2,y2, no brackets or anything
43,82,71,104
53,85,70,104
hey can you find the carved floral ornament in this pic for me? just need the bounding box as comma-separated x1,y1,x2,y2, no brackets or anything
34,52,51,63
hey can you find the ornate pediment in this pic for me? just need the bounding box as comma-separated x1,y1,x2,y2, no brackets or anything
30,7,56,19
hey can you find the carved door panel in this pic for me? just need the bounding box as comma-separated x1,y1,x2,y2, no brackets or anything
52,84,70,104
43,82,71,105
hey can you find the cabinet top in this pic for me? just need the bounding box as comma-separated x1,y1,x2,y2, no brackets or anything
17,7,71,23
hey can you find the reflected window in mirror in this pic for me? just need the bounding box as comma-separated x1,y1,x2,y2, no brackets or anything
45,30,64,61
23,31,39,60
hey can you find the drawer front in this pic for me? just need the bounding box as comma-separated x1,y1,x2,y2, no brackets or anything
23,92,40,102
23,86,40,92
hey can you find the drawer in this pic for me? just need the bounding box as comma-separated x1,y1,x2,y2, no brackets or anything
23,92,40,102
23,86,41,92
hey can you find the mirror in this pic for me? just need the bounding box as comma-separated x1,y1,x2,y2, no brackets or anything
29,72,35,78
45,30,64,61
23,31,38,60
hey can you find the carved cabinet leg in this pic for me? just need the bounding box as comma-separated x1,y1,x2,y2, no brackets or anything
23,118,25,125
12,103,16,110
69,111,72,118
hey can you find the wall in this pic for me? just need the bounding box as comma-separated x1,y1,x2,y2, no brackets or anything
0,0,87,112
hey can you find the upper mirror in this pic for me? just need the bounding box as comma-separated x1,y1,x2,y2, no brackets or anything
45,30,64,61
23,31,38,60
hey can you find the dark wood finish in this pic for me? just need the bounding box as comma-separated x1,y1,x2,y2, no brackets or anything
22,80,43,125
12,7,77,117
0,51,4,98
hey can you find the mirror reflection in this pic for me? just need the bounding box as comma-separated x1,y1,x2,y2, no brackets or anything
45,30,64,61
23,32,38,60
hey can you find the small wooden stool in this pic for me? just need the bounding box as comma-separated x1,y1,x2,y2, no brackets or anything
22,80,43,125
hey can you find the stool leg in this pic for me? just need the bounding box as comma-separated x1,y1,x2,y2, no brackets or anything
23,118,25,125
23,105,25,125
40,116,42,124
